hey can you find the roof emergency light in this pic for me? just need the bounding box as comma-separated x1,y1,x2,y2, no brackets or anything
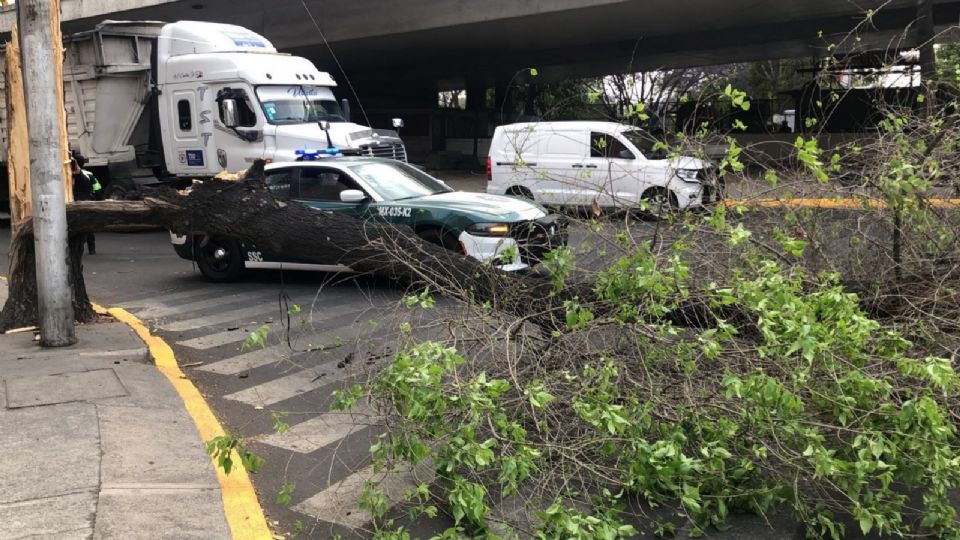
295,148,342,161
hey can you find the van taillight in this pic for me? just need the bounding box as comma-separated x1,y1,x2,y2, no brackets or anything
486,157,492,181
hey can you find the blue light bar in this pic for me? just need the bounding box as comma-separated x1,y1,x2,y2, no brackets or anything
295,148,342,160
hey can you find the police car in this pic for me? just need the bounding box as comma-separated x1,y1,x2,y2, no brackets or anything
172,156,567,281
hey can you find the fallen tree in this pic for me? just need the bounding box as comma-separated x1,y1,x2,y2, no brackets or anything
0,160,584,331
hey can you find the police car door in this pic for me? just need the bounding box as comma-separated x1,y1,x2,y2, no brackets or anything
241,166,299,265
295,166,370,220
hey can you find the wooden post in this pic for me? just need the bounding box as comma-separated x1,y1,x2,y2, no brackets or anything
6,17,70,230
51,0,72,201
6,24,31,228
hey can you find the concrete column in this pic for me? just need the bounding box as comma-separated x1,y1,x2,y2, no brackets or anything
917,0,937,108
466,78,487,161
19,0,76,346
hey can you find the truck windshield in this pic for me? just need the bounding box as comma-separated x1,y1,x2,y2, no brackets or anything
347,162,453,201
256,85,345,125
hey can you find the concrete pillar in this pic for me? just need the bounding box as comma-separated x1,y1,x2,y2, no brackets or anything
917,0,937,108
466,78,487,160
494,80,516,125
19,0,76,346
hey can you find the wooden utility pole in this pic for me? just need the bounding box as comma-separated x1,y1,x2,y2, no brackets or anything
18,0,75,346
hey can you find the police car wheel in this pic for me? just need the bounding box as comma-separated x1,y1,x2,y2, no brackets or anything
195,238,244,282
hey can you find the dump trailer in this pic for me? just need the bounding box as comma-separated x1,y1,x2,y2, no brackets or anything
0,20,406,213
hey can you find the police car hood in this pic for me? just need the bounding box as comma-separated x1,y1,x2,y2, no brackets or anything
411,192,547,221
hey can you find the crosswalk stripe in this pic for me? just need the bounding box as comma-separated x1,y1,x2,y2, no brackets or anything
133,291,278,320
292,459,435,529
176,327,255,350
158,302,284,332
197,323,362,375
223,357,358,407
258,401,379,453
121,288,210,308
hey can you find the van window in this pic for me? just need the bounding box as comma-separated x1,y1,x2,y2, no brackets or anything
590,132,634,160
177,100,192,131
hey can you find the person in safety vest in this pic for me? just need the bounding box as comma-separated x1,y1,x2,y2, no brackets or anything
71,151,101,254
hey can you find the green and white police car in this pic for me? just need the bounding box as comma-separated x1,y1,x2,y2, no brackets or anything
172,157,567,281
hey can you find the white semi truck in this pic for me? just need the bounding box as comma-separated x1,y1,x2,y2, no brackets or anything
0,19,406,209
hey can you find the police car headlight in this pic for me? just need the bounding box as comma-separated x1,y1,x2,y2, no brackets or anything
467,223,511,236
676,169,701,183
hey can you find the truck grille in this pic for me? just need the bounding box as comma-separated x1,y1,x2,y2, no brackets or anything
360,143,407,162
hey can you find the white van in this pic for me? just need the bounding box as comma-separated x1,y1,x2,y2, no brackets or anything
486,121,716,211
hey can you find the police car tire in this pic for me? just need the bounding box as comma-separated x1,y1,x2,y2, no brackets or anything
195,238,244,282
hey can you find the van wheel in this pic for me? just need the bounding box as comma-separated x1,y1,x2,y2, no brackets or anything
418,228,464,254
640,187,678,219
506,186,534,200
195,237,244,282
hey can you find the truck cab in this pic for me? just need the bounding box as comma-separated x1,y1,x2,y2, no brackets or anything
155,21,405,177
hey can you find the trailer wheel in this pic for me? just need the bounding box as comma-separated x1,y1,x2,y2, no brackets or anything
195,237,244,282
103,178,136,201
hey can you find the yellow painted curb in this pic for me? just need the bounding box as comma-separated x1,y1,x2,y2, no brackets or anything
104,305,273,540
726,198,960,209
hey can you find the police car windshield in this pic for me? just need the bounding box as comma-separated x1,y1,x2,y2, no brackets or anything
347,162,452,201
256,85,346,125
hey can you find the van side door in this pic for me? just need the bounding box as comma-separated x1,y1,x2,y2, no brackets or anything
588,132,643,208
539,129,590,206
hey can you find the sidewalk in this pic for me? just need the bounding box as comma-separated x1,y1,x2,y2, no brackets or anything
0,281,232,538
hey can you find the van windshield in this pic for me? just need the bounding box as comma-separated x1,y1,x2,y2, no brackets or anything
256,85,345,125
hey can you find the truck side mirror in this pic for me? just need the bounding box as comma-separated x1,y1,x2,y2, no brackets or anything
392,118,404,129
318,120,331,131
222,99,239,128
341,98,351,122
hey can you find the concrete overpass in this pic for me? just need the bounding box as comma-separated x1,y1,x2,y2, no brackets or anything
3,0,960,96
2,0,959,159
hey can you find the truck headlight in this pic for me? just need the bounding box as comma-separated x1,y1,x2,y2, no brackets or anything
676,169,701,183
467,223,510,236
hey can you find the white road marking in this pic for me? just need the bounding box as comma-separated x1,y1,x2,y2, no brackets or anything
292,459,435,529
133,291,277,320
121,288,210,309
223,358,356,407
158,303,281,332
197,323,362,375
176,328,254,350
258,401,380,453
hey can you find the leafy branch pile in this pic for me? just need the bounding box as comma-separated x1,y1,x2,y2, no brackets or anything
332,68,960,538
337,230,960,538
